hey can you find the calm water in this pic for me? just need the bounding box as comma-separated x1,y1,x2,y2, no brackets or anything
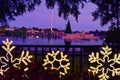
0,36,103,45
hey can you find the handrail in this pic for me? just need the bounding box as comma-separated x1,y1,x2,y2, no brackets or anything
0,45,120,73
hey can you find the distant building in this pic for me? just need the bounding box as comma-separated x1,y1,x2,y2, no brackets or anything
5,27,15,31
27,29,40,35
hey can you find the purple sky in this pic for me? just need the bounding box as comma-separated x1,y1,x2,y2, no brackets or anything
9,1,109,32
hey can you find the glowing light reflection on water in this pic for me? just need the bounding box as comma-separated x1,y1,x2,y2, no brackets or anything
0,36,103,45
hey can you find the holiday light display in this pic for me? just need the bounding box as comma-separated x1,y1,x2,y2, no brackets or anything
0,38,33,75
88,46,120,80
43,51,70,77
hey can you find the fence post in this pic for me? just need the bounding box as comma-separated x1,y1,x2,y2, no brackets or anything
42,46,44,63
72,47,75,73
35,46,37,61
80,47,83,73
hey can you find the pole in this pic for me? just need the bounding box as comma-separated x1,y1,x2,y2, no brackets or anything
50,9,53,32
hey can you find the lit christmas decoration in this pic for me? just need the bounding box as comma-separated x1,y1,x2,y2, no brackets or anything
43,51,70,77
88,46,120,80
0,38,33,75
0,69,3,75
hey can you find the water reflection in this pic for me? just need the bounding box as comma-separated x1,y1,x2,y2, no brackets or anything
64,41,71,46
0,36,103,45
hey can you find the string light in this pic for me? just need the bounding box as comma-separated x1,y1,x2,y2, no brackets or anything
88,46,120,80
0,38,33,75
43,51,70,77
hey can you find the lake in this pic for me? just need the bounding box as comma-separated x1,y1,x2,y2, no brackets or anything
0,36,103,45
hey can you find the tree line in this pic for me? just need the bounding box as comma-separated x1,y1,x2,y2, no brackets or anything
0,0,119,44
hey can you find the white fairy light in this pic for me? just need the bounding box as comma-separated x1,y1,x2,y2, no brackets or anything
43,51,70,77
88,46,120,80
0,38,33,75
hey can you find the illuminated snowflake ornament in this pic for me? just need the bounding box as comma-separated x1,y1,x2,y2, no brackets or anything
0,38,33,75
43,51,70,77
88,46,120,80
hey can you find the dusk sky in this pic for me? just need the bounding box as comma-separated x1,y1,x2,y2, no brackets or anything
9,1,109,32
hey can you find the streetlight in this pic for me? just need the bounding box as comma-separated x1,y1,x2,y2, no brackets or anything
36,36,39,45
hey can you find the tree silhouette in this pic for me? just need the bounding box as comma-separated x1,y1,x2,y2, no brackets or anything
46,0,87,21
104,27,120,45
91,0,120,28
0,0,87,25
0,0,41,25
2,0,119,28
91,0,120,44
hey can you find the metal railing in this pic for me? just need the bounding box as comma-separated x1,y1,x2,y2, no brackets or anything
0,45,120,73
